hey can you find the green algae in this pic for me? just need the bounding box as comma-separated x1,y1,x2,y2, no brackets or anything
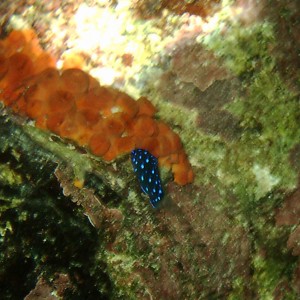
151,22,299,196
200,19,299,297
0,171,111,299
252,253,297,299
202,22,276,77
23,123,93,184
0,163,22,187
201,21,299,194
0,113,116,298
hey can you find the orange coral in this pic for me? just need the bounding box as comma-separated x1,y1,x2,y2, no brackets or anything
136,96,156,117
89,133,111,156
61,51,85,70
60,68,89,95
0,29,194,185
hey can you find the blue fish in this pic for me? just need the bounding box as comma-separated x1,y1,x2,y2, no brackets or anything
131,148,164,208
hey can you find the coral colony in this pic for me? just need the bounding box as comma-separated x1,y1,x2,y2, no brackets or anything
0,29,193,205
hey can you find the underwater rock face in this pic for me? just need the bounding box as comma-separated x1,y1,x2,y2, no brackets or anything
134,0,221,18
1,0,300,299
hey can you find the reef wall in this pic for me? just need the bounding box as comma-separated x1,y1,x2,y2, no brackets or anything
0,0,300,299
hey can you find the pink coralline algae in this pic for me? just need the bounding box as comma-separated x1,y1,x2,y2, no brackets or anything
171,43,229,91
276,177,300,256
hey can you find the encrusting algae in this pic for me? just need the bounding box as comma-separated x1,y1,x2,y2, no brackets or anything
0,29,193,186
